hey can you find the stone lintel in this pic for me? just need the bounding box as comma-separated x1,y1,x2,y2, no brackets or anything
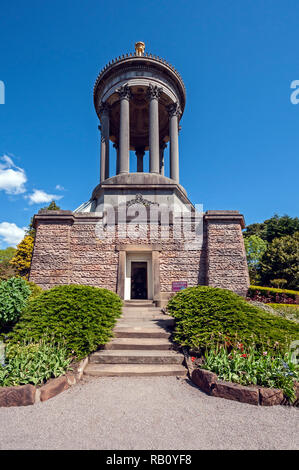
115,243,162,252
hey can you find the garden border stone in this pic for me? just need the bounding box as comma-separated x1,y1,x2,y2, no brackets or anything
0,357,88,408
191,367,297,406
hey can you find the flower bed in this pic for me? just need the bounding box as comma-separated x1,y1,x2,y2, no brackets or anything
0,357,88,407
191,368,299,406
188,342,299,406
247,285,299,304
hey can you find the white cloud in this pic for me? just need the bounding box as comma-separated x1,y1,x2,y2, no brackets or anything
25,189,63,205
0,155,27,195
55,184,65,191
0,222,26,247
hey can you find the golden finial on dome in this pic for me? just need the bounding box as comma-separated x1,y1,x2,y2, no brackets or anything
135,41,145,56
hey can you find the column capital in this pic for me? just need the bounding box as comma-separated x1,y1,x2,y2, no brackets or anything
116,84,132,101
147,84,163,101
167,102,181,118
98,101,110,116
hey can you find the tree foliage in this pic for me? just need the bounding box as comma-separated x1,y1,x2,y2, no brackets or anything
260,232,299,290
244,235,267,284
243,215,299,289
244,214,299,243
0,247,17,280
9,235,34,279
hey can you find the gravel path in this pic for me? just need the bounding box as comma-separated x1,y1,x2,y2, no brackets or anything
0,376,298,450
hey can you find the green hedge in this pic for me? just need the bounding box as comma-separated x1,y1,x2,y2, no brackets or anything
247,285,299,304
9,285,122,360
167,286,299,352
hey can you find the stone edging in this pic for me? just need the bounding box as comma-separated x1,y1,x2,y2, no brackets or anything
191,368,299,406
0,357,89,408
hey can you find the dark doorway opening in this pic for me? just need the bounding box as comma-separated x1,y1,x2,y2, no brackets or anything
131,262,148,299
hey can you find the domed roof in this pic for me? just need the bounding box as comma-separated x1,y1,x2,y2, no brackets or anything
93,43,186,114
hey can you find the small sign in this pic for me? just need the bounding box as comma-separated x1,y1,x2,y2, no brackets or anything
172,281,188,292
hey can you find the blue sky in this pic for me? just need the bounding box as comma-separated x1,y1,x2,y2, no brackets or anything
0,0,298,247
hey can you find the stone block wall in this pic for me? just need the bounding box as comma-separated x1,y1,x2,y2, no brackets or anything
29,210,249,298
205,211,250,296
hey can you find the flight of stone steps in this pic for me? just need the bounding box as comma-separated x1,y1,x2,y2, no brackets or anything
84,300,187,377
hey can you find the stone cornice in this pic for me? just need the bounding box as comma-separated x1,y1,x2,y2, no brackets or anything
204,211,245,229
33,211,103,227
93,55,186,116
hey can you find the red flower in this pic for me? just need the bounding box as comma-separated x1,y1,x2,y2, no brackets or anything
191,357,195,362
241,354,247,358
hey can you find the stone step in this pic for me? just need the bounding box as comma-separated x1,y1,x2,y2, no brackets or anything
121,309,163,315
104,337,172,350
89,349,184,365
84,363,187,377
114,327,170,339
123,301,155,308
120,314,173,321
118,317,174,326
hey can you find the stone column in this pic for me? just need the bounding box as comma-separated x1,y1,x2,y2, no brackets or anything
159,142,166,176
147,84,162,174
99,102,110,182
135,147,145,172
117,85,131,174
114,143,120,175
168,102,181,183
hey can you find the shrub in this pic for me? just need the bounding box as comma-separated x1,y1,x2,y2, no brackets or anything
202,343,298,402
167,286,299,352
25,280,43,300
0,340,71,387
247,285,299,304
9,285,122,360
0,277,31,330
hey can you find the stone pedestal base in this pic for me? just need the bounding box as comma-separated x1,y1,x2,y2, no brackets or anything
29,209,249,303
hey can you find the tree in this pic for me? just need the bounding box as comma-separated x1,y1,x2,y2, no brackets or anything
260,232,299,290
244,235,267,284
42,200,60,211
244,214,299,243
9,235,35,279
264,214,299,243
0,247,16,263
243,222,266,240
0,247,17,280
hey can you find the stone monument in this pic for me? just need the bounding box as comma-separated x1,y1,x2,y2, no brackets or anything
29,42,249,305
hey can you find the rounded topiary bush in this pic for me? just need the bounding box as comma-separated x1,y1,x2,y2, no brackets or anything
167,286,299,352
9,285,122,359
